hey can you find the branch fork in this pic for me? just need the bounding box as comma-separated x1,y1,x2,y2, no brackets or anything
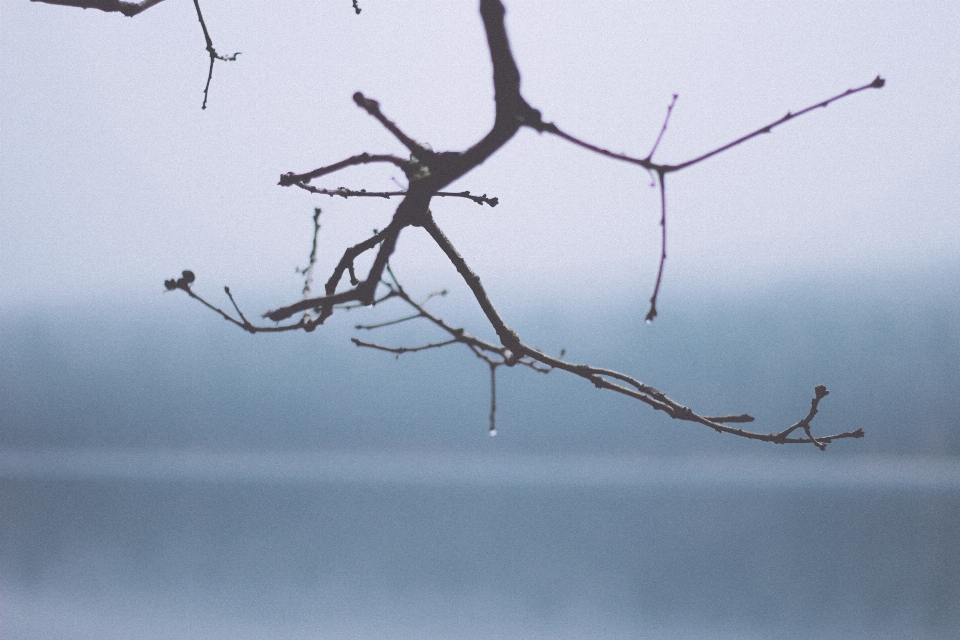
165,0,881,448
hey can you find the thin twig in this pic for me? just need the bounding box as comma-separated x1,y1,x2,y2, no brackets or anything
291,184,499,207
297,208,323,300
192,0,239,110
645,169,667,323
279,154,414,187
489,362,498,435
353,92,431,160
537,77,885,175
351,337,458,355
355,313,422,330
646,93,679,161
223,286,251,327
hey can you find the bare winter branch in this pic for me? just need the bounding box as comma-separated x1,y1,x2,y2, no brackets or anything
30,0,166,17
160,0,881,449
291,184,498,207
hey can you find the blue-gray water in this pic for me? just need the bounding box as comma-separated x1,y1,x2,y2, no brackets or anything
2,452,959,639
2,277,959,638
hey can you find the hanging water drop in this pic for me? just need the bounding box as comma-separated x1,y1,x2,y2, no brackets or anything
489,428,497,437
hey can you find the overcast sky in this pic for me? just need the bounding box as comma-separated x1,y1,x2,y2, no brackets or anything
2,1,958,315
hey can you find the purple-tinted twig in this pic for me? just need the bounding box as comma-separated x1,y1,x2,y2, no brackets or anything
669,77,885,172
537,76,885,175
646,93,679,161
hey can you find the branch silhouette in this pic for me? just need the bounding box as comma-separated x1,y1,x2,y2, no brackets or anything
154,0,879,447
32,0,243,109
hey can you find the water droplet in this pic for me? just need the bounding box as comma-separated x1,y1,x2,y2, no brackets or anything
489,429,497,437
645,318,653,325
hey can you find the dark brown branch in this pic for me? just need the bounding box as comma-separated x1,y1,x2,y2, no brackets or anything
264,223,396,323
290,184,499,207
420,214,523,356
223,286,250,326
668,76,885,172
352,278,549,374
415,214,859,448
488,363,498,435
646,93,679,161
645,169,667,323
704,414,755,424
355,313,421,330
351,336,458,355
349,271,859,448
30,0,165,17
191,0,239,110
279,154,414,187
536,76,885,175
296,208,323,300
167,0,877,449
353,93,431,161
165,271,304,334
772,384,832,450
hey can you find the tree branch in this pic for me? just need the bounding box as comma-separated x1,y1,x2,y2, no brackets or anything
534,76,885,175
279,153,415,187
30,0,165,17
165,0,879,449
290,184,499,207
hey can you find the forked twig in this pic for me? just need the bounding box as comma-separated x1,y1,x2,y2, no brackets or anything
192,0,239,109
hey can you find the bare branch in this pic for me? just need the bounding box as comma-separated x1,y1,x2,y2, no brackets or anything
164,271,305,334
420,214,523,356
296,208,323,301
30,0,166,17
488,363,498,435
161,0,879,449
645,169,667,323
191,0,239,110
535,76,885,175
351,336,459,355
290,184,499,207
351,270,859,449
279,154,414,187
353,93,432,161
646,93,679,161
668,76,885,172
355,313,422,330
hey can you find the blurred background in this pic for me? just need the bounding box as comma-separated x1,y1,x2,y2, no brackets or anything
2,1,959,637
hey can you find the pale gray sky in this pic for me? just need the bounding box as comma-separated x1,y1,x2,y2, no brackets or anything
2,1,958,313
